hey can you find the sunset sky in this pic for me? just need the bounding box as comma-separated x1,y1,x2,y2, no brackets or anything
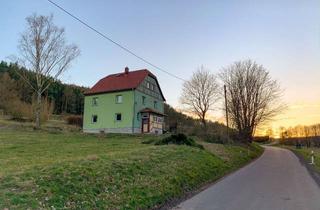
1,0,319,131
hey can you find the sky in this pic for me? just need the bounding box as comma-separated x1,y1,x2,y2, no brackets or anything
1,0,319,132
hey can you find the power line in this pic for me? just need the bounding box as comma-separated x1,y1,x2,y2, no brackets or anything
46,0,186,82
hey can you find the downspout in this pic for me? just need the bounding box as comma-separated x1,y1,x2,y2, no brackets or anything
132,88,136,133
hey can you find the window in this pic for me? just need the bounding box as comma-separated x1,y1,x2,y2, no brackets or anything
142,96,146,105
116,95,123,103
115,113,122,121
151,84,154,91
92,115,98,123
146,82,150,89
154,101,158,109
92,97,98,106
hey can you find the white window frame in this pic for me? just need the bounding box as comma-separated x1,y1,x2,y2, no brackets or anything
92,97,98,106
116,95,123,104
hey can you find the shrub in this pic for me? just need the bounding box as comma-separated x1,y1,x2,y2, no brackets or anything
8,100,33,121
155,133,204,149
66,115,83,127
253,136,270,143
204,133,228,144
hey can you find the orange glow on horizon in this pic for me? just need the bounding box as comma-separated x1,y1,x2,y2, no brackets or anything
175,101,320,138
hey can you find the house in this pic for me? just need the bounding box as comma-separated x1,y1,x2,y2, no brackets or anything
83,67,166,134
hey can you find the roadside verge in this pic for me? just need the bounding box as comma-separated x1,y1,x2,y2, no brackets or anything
158,143,265,210
289,149,320,188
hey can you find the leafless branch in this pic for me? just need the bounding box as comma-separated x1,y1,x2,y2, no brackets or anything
180,66,220,128
220,59,285,142
17,13,80,128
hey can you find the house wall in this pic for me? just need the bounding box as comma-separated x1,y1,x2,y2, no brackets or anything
133,76,164,132
149,114,163,134
83,90,134,133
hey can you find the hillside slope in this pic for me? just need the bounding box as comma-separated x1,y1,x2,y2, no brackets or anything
0,130,262,209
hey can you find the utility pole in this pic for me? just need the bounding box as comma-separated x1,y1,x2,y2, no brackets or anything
224,85,229,141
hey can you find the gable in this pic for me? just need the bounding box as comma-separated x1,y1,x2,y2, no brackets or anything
136,75,165,101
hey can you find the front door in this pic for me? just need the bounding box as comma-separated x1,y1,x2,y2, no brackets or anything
142,118,149,133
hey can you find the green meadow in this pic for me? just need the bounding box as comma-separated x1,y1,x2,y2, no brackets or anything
0,129,262,209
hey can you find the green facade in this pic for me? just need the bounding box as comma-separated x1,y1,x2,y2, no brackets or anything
83,75,164,133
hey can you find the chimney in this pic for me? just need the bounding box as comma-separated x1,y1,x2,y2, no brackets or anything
124,67,129,74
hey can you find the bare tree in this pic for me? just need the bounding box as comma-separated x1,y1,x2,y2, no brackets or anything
180,67,219,129
220,60,284,143
17,14,80,128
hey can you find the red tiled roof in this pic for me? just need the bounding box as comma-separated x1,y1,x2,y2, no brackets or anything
85,69,165,101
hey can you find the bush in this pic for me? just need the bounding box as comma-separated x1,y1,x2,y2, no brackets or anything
66,115,83,127
204,133,229,144
155,133,204,149
8,100,33,121
253,136,270,143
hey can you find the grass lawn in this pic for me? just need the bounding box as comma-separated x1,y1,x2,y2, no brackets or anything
285,146,320,172
0,129,263,209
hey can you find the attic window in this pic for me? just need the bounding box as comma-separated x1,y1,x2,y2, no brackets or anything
151,84,154,90
146,82,150,89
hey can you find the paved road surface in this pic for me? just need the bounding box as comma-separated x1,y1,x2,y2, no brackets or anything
175,146,320,210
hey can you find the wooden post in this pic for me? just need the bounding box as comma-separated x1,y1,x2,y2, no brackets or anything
224,85,229,141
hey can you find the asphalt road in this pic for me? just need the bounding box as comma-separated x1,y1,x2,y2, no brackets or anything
175,146,320,210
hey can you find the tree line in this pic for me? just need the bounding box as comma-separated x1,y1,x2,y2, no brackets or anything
0,61,87,119
280,124,320,139
279,124,320,148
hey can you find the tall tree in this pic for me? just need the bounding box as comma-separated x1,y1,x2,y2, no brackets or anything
17,14,80,128
220,60,284,143
180,67,219,129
